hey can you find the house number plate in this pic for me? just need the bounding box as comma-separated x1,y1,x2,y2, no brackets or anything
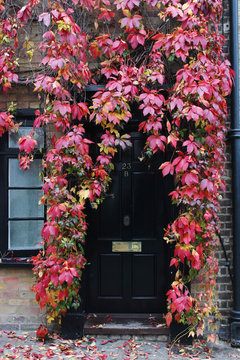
112,241,142,253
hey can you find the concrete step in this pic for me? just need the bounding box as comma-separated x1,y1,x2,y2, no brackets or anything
84,313,169,340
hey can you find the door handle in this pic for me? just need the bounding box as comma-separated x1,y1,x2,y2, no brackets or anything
123,215,130,226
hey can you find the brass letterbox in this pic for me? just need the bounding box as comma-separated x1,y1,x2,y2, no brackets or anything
112,241,142,252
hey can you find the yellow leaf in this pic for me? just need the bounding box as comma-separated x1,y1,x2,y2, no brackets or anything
175,269,182,279
182,3,189,10
79,189,90,200
172,280,180,286
27,50,33,61
47,316,55,323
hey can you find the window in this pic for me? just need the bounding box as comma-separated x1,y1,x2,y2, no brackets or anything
0,109,45,260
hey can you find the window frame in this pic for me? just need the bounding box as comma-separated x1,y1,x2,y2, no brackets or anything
0,109,45,262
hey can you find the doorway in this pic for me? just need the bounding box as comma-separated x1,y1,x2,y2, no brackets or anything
86,120,173,313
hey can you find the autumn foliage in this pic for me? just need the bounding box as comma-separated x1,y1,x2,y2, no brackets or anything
36,324,48,340
0,0,233,339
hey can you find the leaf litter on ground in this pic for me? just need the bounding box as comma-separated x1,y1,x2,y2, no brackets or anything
0,330,235,360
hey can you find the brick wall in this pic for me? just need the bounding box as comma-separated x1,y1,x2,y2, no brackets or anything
215,0,233,337
0,267,45,330
0,0,235,336
0,85,38,111
0,81,43,330
216,144,233,339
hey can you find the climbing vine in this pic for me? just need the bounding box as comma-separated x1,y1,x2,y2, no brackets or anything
0,0,233,339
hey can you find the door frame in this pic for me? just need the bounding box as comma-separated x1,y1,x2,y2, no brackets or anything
83,116,175,315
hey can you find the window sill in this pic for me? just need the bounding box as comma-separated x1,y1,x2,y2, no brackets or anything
0,258,33,267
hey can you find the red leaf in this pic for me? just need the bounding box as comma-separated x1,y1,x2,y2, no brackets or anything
98,8,114,21
70,267,79,277
54,101,71,116
59,270,73,286
48,204,67,220
170,258,179,268
48,57,66,70
41,221,59,241
147,135,166,153
43,30,55,42
36,325,48,340
39,12,51,27
182,172,199,186
182,232,191,244
159,162,174,176
169,97,183,111
191,250,201,270
51,273,59,287
71,103,89,120
166,312,172,327
17,5,32,22
120,14,142,30
200,179,215,192
167,134,178,148
18,136,37,154
174,245,191,262
112,39,128,55
19,156,32,170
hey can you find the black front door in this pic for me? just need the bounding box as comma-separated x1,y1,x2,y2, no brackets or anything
86,124,172,313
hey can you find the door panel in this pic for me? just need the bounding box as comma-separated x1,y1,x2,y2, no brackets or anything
86,126,172,313
132,254,156,297
99,173,121,239
132,172,155,238
99,254,122,297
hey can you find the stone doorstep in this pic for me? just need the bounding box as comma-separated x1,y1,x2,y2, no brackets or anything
84,313,169,339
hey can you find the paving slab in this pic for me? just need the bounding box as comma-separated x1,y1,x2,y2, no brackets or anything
0,329,240,359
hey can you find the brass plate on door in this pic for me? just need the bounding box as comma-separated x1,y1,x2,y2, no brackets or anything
112,241,142,252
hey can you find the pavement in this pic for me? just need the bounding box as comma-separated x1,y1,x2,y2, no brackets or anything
0,330,240,359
